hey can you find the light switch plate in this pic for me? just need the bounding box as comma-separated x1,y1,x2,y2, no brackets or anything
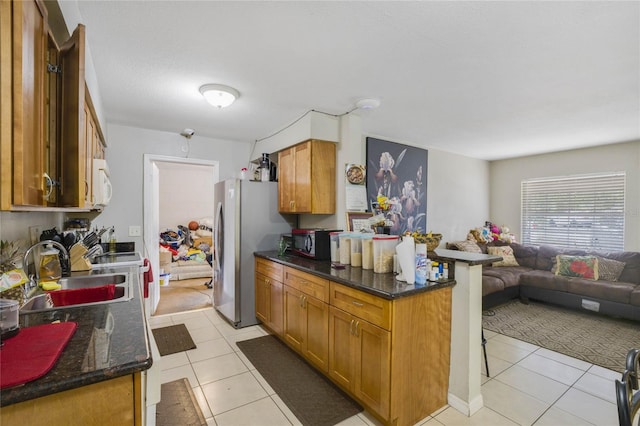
128,225,142,237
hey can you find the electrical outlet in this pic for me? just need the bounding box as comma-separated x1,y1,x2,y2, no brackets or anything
29,225,44,245
128,226,142,237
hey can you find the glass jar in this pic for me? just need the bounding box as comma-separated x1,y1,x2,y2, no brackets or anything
260,153,270,182
361,234,374,270
39,246,62,281
350,234,362,267
330,231,341,263
339,233,351,265
373,235,399,273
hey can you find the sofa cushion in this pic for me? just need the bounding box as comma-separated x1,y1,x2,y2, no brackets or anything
555,255,599,280
510,243,538,269
630,287,640,307
589,251,640,285
597,257,626,282
483,266,532,288
520,270,570,292
452,240,483,253
481,274,505,297
535,245,586,271
564,279,636,304
487,246,519,267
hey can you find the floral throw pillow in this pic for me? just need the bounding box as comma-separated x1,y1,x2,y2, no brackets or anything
555,255,599,280
453,240,482,253
597,257,626,281
487,246,519,267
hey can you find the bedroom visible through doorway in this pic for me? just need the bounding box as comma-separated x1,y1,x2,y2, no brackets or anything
143,155,219,317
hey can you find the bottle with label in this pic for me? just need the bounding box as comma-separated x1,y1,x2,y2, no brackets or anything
415,243,427,285
443,262,449,279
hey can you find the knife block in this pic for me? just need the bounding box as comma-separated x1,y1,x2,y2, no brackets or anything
70,244,92,272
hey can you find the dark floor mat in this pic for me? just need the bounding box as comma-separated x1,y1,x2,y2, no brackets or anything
237,334,362,426
152,324,197,356
157,378,206,426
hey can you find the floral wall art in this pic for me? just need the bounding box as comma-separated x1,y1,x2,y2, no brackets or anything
366,137,428,235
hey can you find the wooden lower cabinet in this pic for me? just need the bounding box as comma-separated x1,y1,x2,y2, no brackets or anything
283,284,329,372
1,373,142,426
255,272,284,335
329,306,391,417
255,257,452,426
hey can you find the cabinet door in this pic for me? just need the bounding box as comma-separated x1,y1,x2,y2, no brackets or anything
354,319,391,418
329,306,356,390
303,294,328,372
292,141,311,212
283,285,305,352
269,279,284,336
57,24,85,207
278,146,296,212
10,0,48,206
255,272,270,325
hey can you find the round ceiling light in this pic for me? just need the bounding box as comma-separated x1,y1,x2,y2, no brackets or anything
199,84,240,108
356,98,381,110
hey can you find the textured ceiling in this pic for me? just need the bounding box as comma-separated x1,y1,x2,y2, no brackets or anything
68,1,639,160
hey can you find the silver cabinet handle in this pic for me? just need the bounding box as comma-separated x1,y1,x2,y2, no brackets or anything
355,321,360,337
352,301,364,307
43,173,54,199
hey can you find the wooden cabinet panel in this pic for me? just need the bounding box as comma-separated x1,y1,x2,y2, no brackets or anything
284,266,329,302
256,257,283,282
255,270,284,335
303,294,329,372
328,306,356,390
330,282,392,330
277,139,336,214
283,284,305,351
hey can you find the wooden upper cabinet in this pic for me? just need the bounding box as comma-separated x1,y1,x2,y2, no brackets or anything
3,0,48,207
58,24,85,207
278,139,336,214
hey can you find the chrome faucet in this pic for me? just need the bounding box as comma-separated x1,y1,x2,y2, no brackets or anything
22,240,71,291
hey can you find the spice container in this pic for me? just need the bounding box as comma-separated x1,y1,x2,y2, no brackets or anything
350,234,362,267
339,233,351,265
330,231,341,263
361,234,374,270
373,235,398,273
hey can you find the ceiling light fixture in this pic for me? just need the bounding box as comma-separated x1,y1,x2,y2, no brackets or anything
199,84,240,108
356,98,381,110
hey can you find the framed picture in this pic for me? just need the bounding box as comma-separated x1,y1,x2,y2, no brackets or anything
366,137,428,235
346,211,374,232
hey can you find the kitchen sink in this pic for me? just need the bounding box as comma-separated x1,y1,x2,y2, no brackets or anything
20,273,132,313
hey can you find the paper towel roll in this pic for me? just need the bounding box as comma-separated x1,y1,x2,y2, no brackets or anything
396,236,415,284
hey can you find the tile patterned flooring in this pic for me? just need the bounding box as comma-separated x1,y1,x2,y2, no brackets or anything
149,307,621,426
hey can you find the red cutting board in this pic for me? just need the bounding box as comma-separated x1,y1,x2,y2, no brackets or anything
1,322,77,389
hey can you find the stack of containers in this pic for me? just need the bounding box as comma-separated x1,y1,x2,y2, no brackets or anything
373,235,399,273
361,234,374,270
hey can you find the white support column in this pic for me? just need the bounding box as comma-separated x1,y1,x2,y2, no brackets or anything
448,261,484,416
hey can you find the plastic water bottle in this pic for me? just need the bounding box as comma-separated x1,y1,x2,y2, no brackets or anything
415,244,427,285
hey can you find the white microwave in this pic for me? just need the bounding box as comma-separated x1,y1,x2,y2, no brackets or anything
92,159,112,207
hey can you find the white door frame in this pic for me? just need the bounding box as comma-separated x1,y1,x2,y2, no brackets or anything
143,154,219,315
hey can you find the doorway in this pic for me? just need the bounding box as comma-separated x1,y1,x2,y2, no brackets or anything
143,155,219,316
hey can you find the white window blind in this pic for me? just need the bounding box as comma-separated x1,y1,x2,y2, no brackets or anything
521,172,625,251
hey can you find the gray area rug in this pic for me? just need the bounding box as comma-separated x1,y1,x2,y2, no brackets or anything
483,300,640,373
152,324,197,356
237,335,362,426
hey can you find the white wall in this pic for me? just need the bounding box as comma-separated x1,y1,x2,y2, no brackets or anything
0,211,63,246
92,124,250,253
158,163,215,231
490,140,640,251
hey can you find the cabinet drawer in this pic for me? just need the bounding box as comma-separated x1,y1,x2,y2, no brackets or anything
256,257,284,282
284,267,329,302
330,282,391,330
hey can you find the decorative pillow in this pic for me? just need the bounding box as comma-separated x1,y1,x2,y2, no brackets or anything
453,240,482,253
555,255,599,280
597,257,626,281
487,246,519,267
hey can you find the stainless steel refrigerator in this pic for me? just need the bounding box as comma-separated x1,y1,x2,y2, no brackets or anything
213,179,294,328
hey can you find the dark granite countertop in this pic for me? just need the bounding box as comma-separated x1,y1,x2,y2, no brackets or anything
255,251,455,299
1,265,151,407
433,248,502,266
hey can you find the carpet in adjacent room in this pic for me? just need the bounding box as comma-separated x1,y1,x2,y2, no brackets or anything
151,323,197,356
156,378,206,426
237,335,362,426
483,299,640,372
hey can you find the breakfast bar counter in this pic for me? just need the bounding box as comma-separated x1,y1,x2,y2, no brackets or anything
1,265,152,423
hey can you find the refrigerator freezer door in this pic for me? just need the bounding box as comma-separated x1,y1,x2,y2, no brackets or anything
213,179,239,324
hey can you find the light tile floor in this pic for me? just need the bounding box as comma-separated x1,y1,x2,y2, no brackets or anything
150,308,622,426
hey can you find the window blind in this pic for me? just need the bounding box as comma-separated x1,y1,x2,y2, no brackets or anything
521,172,625,251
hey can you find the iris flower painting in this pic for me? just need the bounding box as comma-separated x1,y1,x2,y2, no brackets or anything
366,137,428,235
